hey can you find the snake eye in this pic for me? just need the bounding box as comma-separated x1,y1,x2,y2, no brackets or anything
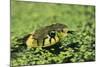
48,31,56,38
